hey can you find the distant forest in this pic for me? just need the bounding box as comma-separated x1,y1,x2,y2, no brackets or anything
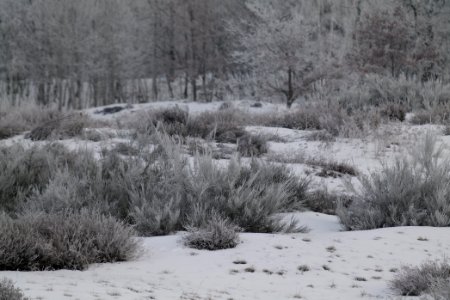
0,0,449,108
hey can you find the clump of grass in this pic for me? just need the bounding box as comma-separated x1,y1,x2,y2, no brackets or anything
298,265,310,273
183,214,240,251
390,260,450,296
355,276,367,282
326,246,336,253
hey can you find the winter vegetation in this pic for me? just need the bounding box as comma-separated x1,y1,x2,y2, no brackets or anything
0,278,28,300
1,0,450,299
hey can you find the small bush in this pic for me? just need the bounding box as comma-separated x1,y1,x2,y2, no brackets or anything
183,214,240,251
255,103,379,138
219,102,233,110
187,109,246,143
0,144,79,213
0,278,28,300
380,103,406,122
0,104,61,140
262,109,321,131
338,134,450,230
0,211,139,271
312,160,358,177
305,130,336,142
430,279,450,300
129,107,249,143
390,261,450,296
305,190,353,215
27,113,91,141
113,142,139,156
237,134,268,157
250,102,263,108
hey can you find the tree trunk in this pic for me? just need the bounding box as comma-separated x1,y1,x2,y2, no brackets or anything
152,75,158,100
191,77,197,102
184,73,189,99
286,68,295,108
166,75,174,98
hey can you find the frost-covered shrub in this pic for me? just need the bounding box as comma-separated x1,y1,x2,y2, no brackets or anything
130,148,308,235
15,135,307,237
0,144,80,213
25,148,142,220
380,103,406,122
183,214,240,250
305,190,353,215
430,279,450,300
237,134,268,157
27,113,91,141
186,109,246,143
261,108,321,131
0,279,28,300
338,134,450,230
0,104,61,140
125,106,189,136
129,107,249,143
0,211,139,271
390,261,450,296
410,105,450,125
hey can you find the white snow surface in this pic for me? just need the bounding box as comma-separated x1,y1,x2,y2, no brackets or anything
3,212,449,300
1,100,450,299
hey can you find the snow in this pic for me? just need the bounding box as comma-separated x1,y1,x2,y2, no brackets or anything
3,212,449,300
1,100,450,299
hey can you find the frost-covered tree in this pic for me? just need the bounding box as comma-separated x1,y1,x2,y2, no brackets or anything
350,6,415,78
234,1,326,108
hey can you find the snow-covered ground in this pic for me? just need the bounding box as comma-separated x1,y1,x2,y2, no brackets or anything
1,100,450,299
3,212,449,300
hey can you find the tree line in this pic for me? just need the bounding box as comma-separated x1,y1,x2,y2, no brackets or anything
0,0,449,108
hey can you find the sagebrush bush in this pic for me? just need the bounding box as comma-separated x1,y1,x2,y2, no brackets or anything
430,279,450,300
27,112,91,141
390,261,450,296
186,109,246,143
0,279,27,300
183,214,240,250
128,107,250,144
130,146,309,234
0,103,61,140
255,102,379,138
338,134,450,230
5,135,308,236
237,134,268,157
305,190,353,215
0,211,139,271
380,103,406,122
0,144,80,212
410,105,450,125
